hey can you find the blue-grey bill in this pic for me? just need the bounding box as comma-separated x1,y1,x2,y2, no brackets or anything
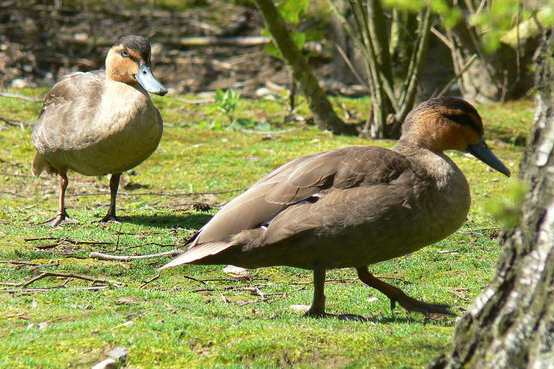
136,65,168,96
467,140,511,177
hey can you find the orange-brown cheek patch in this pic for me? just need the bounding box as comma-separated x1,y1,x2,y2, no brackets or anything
109,56,138,84
437,125,480,151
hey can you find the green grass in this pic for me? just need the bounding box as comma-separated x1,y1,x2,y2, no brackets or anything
0,89,533,368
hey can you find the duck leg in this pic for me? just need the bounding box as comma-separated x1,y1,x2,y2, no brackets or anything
101,173,122,223
40,173,77,227
305,266,327,317
356,266,454,316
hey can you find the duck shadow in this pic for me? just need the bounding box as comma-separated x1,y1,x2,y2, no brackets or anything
120,213,213,229
315,312,456,326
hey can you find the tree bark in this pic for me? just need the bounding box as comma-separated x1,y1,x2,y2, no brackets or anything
442,2,534,103
254,0,355,135
429,29,554,369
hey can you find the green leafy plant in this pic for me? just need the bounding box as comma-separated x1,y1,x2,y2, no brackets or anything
208,88,241,126
206,88,272,132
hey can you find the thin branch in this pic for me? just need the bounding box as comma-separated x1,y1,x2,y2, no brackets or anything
89,250,183,261
435,54,478,98
139,273,160,289
328,0,398,112
336,45,370,90
0,115,33,127
0,260,40,266
2,286,109,294
24,237,60,242
0,92,42,102
431,26,453,51
397,7,432,121
0,272,124,288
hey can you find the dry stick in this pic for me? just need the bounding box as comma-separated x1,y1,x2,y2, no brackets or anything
89,250,184,261
24,237,114,246
24,237,61,242
449,289,470,301
139,273,160,289
35,243,59,250
435,54,478,98
0,260,41,266
0,92,41,102
0,272,123,288
3,286,109,294
0,115,33,127
66,239,114,246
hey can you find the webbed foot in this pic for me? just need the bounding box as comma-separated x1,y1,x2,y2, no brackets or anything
38,211,78,227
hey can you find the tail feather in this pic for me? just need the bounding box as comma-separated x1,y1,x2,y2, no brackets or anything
159,241,235,270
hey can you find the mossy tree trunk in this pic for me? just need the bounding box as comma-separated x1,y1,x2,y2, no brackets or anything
429,29,554,369
254,0,354,135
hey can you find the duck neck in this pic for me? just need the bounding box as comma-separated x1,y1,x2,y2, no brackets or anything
393,139,465,188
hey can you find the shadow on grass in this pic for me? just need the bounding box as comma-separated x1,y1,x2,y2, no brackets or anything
302,313,456,327
121,213,213,229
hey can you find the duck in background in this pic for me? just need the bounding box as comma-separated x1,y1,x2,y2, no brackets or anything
161,97,510,318
32,35,167,227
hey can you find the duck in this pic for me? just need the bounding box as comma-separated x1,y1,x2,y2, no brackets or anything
161,97,511,317
32,35,167,227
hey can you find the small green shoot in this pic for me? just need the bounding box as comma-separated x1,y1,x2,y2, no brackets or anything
208,88,241,126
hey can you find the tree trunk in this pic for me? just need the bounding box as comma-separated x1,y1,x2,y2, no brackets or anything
429,29,554,369
443,3,534,103
328,0,431,139
254,0,355,135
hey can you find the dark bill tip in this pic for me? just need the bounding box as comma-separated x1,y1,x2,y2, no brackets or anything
135,64,168,96
467,140,511,177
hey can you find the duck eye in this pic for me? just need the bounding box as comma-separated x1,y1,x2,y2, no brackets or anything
121,50,129,57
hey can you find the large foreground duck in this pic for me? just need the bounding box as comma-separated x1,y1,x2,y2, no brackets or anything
32,35,167,226
162,97,510,317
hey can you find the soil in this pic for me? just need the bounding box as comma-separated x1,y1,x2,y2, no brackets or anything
0,0,347,97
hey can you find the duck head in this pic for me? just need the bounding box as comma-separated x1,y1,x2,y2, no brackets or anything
105,35,168,96
400,96,511,177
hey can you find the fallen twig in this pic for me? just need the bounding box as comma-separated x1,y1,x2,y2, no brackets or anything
24,237,60,242
0,92,41,102
2,286,109,294
0,260,41,266
35,243,60,250
200,277,269,283
0,272,124,288
89,250,183,261
449,289,470,301
160,36,270,47
26,237,114,249
140,273,160,289
0,115,34,127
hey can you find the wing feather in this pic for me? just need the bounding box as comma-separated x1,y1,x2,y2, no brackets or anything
191,146,411,247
